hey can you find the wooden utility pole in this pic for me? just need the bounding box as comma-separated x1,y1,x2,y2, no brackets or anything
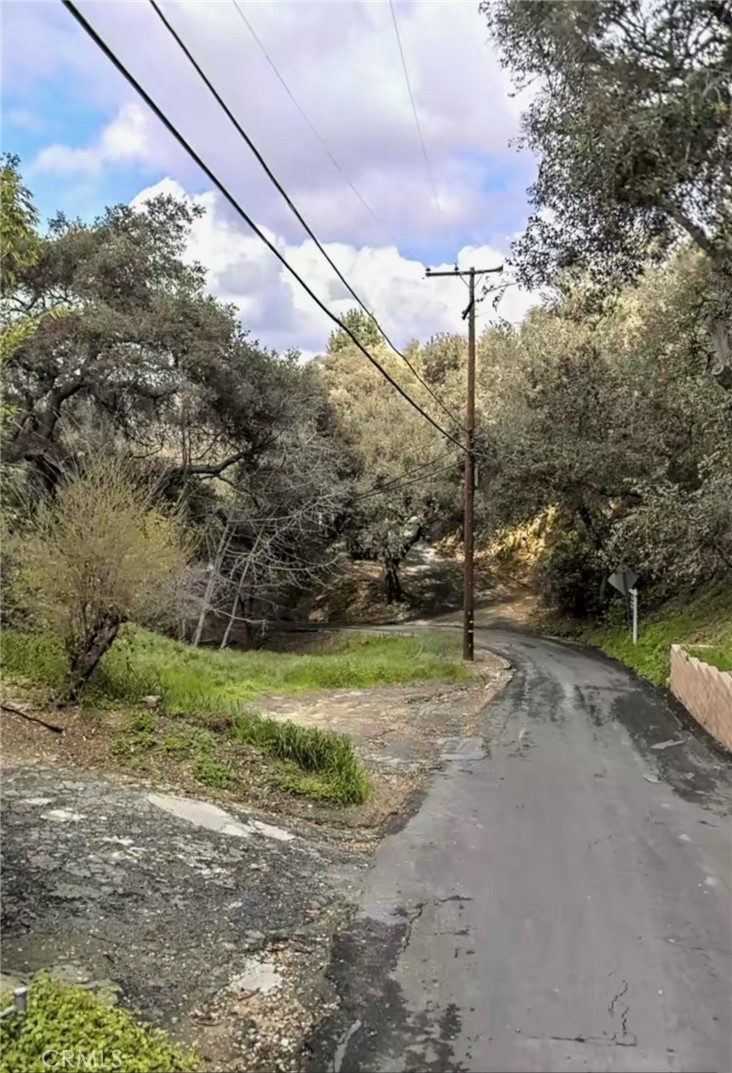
425,263,503,661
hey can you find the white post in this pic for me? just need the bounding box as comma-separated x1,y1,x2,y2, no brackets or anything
630,588,638,644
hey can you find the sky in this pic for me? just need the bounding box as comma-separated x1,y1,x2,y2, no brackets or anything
1,0,539,358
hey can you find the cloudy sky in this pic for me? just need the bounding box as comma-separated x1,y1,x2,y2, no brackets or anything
2,0,538,357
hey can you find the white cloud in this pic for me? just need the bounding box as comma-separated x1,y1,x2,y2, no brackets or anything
33,103,155,176
14,0,535,251
132,177,539,357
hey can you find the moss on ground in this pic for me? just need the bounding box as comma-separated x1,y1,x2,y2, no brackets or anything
0,975,200,1073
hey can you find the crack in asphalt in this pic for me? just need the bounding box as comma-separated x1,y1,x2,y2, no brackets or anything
400,895,474,952
400,901,427,951
308,627,732,1072
607,978,629,1018
545,1033,637,1049
605,980,637,1047
332,1018,363,1073
619,1004,631,1039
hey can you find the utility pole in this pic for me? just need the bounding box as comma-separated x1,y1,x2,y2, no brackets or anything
425,262,503,661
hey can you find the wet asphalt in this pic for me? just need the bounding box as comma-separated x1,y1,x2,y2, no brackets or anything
306,628,732,1073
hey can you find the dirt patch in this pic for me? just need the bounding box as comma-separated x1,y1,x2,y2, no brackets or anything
256,649,509,826
296,546,536,628
1,649,509,839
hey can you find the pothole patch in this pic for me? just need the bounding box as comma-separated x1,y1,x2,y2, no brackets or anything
230,957,282,996
148,793,254,838
438,737,486,761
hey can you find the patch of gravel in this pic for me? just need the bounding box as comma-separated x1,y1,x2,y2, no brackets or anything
1,765,368,1070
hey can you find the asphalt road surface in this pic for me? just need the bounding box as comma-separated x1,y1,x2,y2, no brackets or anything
307,628,732,1073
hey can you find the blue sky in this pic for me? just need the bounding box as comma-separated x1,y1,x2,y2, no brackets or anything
1,0,537,353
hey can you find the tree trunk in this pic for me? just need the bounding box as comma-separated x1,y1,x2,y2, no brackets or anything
384,559,403,603
60,615,121,705
220,528,265,649
193,520,233,647
220,590,240,650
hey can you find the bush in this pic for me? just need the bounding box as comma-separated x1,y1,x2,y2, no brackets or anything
0,974,200,1073
606,470,732,598
6,460,189,702
191,753,237,789
537,529,605,618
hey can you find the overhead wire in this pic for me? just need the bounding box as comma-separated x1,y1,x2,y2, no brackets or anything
150,0,464,432
355,462,458,499
354,453,460,500
388,0,443,217
61,0,467,455
231,0,381,225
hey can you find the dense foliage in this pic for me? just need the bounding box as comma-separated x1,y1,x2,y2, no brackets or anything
317,313,463,601
1,158,349,653
475,253,732,614
2,141,730,642
482,0,732,389
336,253,731,619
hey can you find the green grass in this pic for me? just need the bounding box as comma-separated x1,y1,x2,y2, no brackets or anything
685,645,732,673
0,974,199,1073
1,626,464,806
1,626,466,706
564,585,732,685
230,710,371,803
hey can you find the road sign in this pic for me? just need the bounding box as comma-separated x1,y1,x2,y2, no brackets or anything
608,567,638,596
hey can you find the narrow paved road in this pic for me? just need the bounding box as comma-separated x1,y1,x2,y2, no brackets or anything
307,629,732,1073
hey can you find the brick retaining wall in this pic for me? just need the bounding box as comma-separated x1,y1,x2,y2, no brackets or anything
669,645,732,750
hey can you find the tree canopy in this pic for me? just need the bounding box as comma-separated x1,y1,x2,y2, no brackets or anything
2,154,730,639
327,307,382,353
483,0,732,386
1,166,349,643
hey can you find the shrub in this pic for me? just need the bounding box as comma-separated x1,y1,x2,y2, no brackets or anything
6,460,189,702
191,754,237,789
537,529,605,619
0,974,200,1073
161,727,196,755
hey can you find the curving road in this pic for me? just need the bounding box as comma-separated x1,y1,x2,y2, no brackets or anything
307,628,732,1073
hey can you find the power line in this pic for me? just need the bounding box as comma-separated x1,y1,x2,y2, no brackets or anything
61,0,466,455
231,0,380,225
356,461,458,500
230,0,461,428
389,0,442,217
354,450,459,499
149,0,463,432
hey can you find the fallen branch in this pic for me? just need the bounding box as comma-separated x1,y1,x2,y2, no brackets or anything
1,702,64,734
